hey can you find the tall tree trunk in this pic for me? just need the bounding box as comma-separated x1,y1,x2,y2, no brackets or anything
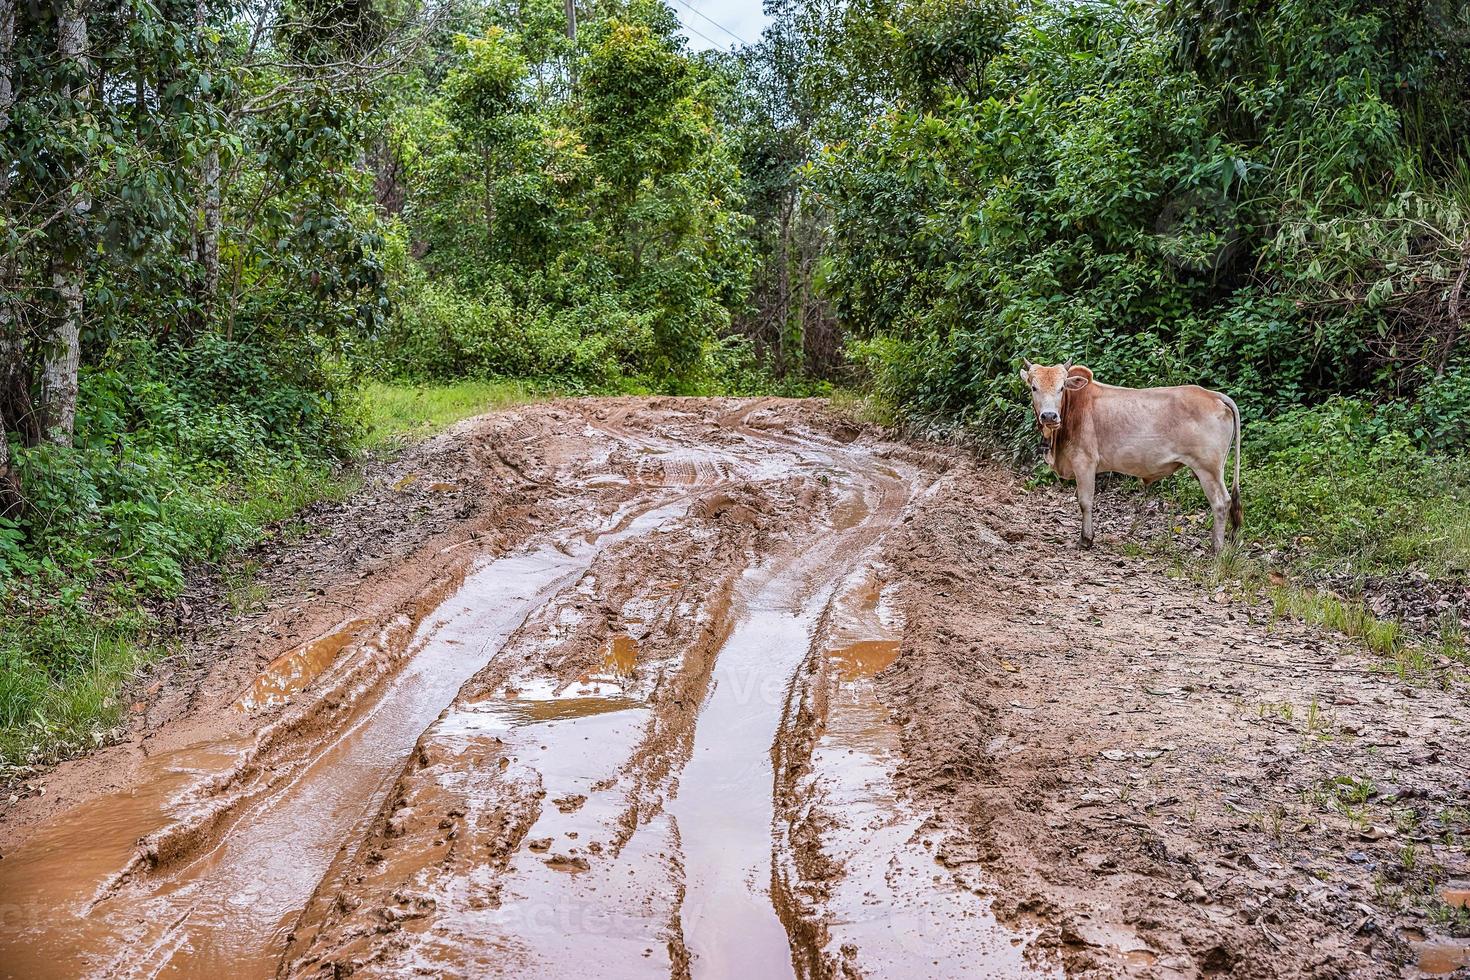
200,145,220,301
777,191,792,372
195,0,220,320
43,0,89,446
43,268,83,444
0,0,18,509
0,426,13,516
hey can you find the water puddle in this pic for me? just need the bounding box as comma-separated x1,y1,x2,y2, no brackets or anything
665,449,918,979
594,632,640,679
337,652,675,976
460,677,642,727
233,617,371,712
1416,938,1470,975
669,565,823,980
796,568,1044,977
0,500,688,980
829,639,900,679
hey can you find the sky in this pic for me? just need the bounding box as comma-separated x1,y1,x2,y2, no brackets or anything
668,0,771,51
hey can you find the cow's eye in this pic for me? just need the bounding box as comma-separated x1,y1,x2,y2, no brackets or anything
1030,385,1037,391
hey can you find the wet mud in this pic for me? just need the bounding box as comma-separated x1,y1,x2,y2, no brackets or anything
2,397,1466,980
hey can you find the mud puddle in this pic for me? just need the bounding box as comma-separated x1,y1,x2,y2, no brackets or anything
404,695,674,977
775,567,1046,978
0,498,687,980
233,616,373,712
280,489,757,977
670,455,917,979
1413,936,1470,976
670,567,827,980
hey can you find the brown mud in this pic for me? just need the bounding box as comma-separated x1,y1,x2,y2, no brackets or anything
1,398,1466,980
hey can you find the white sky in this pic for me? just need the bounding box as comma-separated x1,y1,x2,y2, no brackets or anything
668,0,770,51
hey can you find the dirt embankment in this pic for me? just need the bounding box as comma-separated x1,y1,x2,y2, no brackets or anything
0,397,1464,980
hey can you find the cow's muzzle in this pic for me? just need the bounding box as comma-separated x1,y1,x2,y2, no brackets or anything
1039,411,1060,425
1038,416,1060,456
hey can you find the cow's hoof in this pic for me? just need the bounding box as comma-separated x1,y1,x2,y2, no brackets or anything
1078,536,1094,550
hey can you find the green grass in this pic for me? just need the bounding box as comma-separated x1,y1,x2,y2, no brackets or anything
0,460,359,772
360,379,550,449
1167,546,1467,685
0,605,155,767
827,387,898,427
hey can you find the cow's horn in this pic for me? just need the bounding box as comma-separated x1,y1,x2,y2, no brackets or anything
1062,359,1073,372
1022,357,1033,370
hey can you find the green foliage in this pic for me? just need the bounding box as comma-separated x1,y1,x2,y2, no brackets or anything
374,7,754,388
370,275,625,385
1233,400,1470,577
799,0,1470,443
0,338,359,765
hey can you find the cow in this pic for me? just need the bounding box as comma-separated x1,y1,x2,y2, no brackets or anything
1019,360,1242,552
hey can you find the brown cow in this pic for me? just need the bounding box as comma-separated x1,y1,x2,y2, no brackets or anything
1019,360,1242,552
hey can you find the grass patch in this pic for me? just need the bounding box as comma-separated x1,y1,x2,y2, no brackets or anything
826,387,899,427
360,379,550,449
1167,545,1466,685
1269,587,1406,662
0,460,360,770
1155,399,1470,581
0,605,156,767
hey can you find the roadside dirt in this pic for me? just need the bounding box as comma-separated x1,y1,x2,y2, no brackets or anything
0,397,1465,979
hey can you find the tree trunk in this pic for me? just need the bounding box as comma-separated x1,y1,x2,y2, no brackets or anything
0,0,18,518
201,144,220,301
43,0,89,446
0,425,13,517
777,191,792,372
43,268,83,444
195,0,220,319
0,327,17,513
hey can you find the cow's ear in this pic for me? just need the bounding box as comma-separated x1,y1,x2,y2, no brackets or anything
1065,365,1094,389
1018,366,1030,384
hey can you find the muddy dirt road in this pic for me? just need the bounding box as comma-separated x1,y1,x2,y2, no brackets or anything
1,398,1466,979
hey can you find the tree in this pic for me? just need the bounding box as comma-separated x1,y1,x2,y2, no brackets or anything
441,28,530,239
0,0,17,509
41,0,90,446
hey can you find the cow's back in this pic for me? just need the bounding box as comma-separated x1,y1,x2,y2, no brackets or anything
1068,382,1233,481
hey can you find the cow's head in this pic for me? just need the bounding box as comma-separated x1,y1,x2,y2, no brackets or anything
1019,359,1093,434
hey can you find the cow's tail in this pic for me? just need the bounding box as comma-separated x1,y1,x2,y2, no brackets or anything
1222,394,1243,534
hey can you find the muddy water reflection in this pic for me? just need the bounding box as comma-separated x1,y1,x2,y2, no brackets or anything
806,569,1045,977
426,702,673,976
672,568,822,980
233,616,371,712
1417,938,1470,975
670,462,911,980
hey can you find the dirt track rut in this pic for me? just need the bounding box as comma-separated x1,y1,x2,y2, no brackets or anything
0,398,1466,979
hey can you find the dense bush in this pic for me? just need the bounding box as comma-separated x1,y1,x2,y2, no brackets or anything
794,0,1470,444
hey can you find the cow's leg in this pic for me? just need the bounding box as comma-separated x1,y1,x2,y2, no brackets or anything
1076,464,1096,549
1192,465,1230,553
